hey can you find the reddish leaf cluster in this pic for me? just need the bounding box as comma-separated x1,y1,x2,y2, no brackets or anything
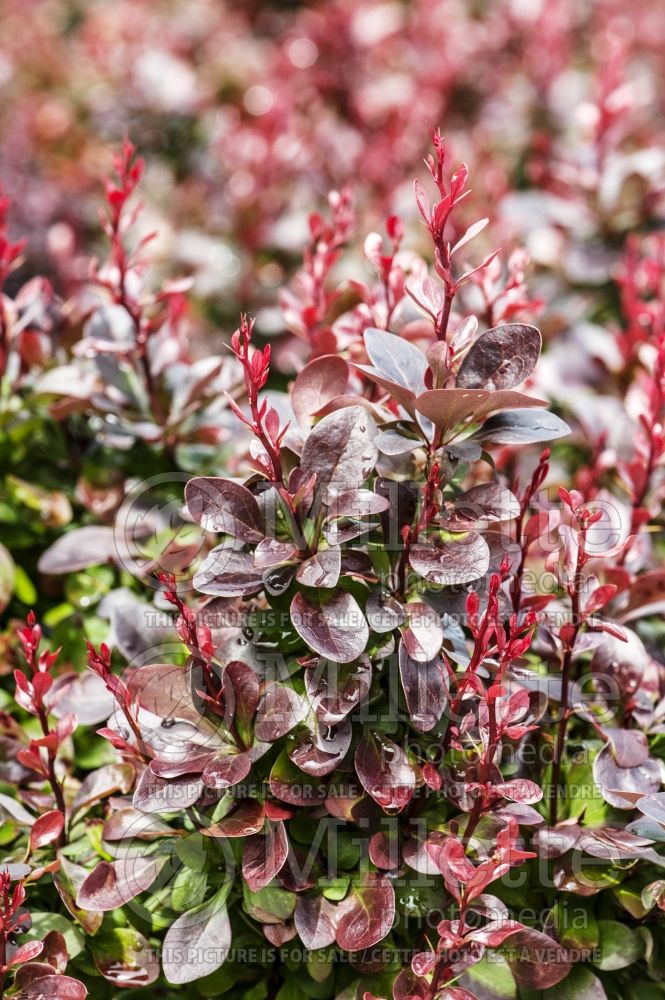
1,112,665,1000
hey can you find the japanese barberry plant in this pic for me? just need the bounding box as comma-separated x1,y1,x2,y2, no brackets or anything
0,118,663,1000
0,3,664,996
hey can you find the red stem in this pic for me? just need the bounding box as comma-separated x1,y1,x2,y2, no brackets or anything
35,706,66,845
549,537,584,825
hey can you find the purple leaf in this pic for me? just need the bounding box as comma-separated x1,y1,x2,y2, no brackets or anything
305,656,371,724
288,719,352,777
201,751,253,790
37,526,118,574
185,477,264,542
103,808,173,842
133,768,203,812
354,364,420,418
291,590,369,663
294,894,338,950
104,592,176,662
409,532,490,586
603,728,649,768
16,975,88,999
474,390,550,421
13,963,57,990
621,570,665,621
401,602,444,662
393,968,432,1000
126,661,200,724
193,548,263,597
325,488,390,519
369,829,400,870
296,548,341,588
470,409,570,446
300,406,378,497
365,591,405,633
335,874,395,951
413,387,490,427
263,923,297,947
577,826,655,860
254,537,298,569
590,629,658,705
363,327,429,394
443,482,521,527
398,646,447,732
49,670,115,726
149,749,215,779
339,549,375,579
355,731,416,814
456,323,541,390
76,855,165,911
269,751,326,806
376,428,422,455
53,858,103,935
242,820,289,890
375,478,420,543
29,810,64,852
71,763,135,818
324,519,379,545
402,836,441,875
495,778,543,804
162,888,231,984
292,355,349,423
637,793,665,826
223,660,260,746
201,799,265,838
255,685,307,742
533,822,582,859
415,387,547,428
592,743,661,810
506,927,571,989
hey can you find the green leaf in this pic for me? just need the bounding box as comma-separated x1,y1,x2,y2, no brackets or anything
65,563,115,609
89,925,157,985
320,876,349,901
243,983,270,1000
460,952,516,998
563,753,614,826
593,920,642,971
307,949,333,983
43,601,75,627
25,912,85,958
243,882,296,923
0,542,15,612
175,832,208,871
12,564,36,605
333,830,362,869
196,963,246,996
547,965,608,999
172,868,208,911
551,899,599,953
276,978,308,1000
613,882,651,918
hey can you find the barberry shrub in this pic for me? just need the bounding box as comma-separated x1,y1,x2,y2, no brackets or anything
0,127,663,1000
